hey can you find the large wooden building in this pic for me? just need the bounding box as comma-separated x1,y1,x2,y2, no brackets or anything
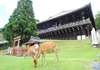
37,3,95,40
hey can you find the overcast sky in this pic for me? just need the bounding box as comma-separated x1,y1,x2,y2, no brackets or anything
0,0,100,28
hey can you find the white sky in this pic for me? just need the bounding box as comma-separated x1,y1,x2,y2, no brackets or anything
0,0,100,28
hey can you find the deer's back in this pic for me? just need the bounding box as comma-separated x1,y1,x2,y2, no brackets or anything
40,41,57,53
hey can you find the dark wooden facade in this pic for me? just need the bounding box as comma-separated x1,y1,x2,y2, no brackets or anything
37,3,95,40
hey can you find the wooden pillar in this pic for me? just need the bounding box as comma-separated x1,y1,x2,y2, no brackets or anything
81,25,86,35
68,28,71,39
85,25,89,36
54,31,57,39
76,26,80,35
71,27,74,39
13,36,21,47
70,28,74,39
62,29,65,39
66,28,69,39
50,32,52,39
53,31,56,39
57,30,60,39
73,27,77,39
72,27,75,39
51,32,53,39
61,29,65,39
64,28,67,39
47,32,49,39
71,28,74,39
56,31,59,39
17,39,20,47
49,32,51,39
59,30,62,39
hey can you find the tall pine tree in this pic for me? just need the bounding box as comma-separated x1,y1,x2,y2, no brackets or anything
3,0,37,46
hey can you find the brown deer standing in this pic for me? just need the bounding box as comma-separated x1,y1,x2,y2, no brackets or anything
27,41,59,68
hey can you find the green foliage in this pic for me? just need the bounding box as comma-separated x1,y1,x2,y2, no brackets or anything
3,0,37,46
0,28,3,33
95,12,100,29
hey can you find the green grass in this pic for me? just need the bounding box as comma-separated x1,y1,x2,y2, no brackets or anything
0,39,100,70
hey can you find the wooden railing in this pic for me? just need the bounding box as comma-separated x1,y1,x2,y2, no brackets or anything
38,18,91,34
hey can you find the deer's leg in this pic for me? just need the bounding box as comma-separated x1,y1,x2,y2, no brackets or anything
41,52,45,65
34,59,37,68
54,48,59,62
33,59,37,68
32,56,38,68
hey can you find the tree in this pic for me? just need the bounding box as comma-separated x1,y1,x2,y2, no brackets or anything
3,22,15,46
0,28,3,33
95,12,100,29
3,0,37,46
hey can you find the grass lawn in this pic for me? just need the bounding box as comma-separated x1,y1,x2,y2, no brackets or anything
0,39,100,70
